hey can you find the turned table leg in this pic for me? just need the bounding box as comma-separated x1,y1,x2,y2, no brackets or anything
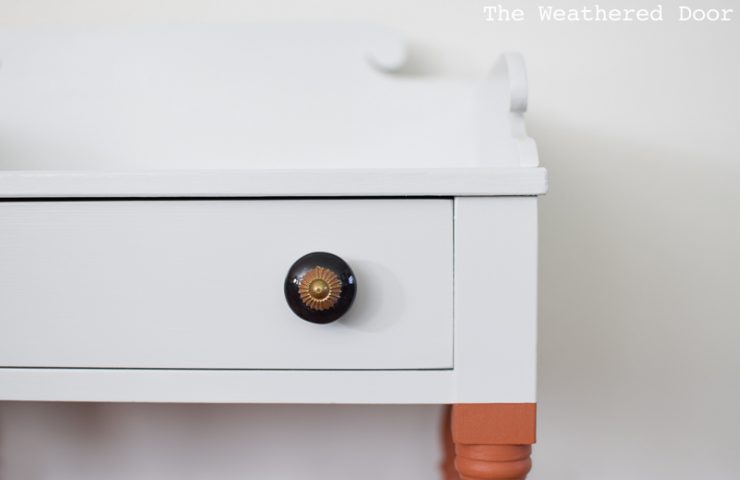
441,406,459,480
449,403,536,480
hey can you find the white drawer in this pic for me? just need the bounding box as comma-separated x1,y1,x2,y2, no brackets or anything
0,199,453,370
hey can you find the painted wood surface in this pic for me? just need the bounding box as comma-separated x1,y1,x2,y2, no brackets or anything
0,369,456,403
454,444,532,480
0,168,547,198
0,26,543,406
0,27,536,171
0,199,453,370
0,198,536,403
454,197,538,402
451,404,537,480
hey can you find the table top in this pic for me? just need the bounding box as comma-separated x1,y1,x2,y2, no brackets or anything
0,26,545,197
0,168,547,198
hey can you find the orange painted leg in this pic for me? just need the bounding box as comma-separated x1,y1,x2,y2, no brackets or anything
440,406,460,480
450,403,536,480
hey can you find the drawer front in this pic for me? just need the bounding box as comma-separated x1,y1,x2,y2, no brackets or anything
0,199,453,370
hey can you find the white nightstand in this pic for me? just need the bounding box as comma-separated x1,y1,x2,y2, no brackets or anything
0,26,547,480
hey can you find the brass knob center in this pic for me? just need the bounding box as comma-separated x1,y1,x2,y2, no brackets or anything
308,279,331,300
298,266,342,311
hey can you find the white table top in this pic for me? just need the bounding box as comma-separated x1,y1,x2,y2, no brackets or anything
0,26,544,197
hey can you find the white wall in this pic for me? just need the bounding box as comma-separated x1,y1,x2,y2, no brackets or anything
1,1,739,479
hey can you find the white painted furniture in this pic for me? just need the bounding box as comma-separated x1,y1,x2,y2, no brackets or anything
0,27,546,479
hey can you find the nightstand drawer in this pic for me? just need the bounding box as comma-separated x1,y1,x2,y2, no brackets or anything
0,199,453,370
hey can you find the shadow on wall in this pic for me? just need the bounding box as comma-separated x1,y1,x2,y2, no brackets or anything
530,119,740,480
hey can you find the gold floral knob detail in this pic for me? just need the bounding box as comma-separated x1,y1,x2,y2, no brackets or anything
285,252,356,324
298,266,342,311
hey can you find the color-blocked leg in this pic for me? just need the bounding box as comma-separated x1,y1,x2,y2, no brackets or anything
450,404,536,480
441,406,459,480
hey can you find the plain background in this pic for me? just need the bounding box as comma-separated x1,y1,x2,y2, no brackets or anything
1,1,738,478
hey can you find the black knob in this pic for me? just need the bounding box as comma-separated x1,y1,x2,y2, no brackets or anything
284,252,357,324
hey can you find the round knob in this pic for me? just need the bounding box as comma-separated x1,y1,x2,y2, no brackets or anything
284,252,357,324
